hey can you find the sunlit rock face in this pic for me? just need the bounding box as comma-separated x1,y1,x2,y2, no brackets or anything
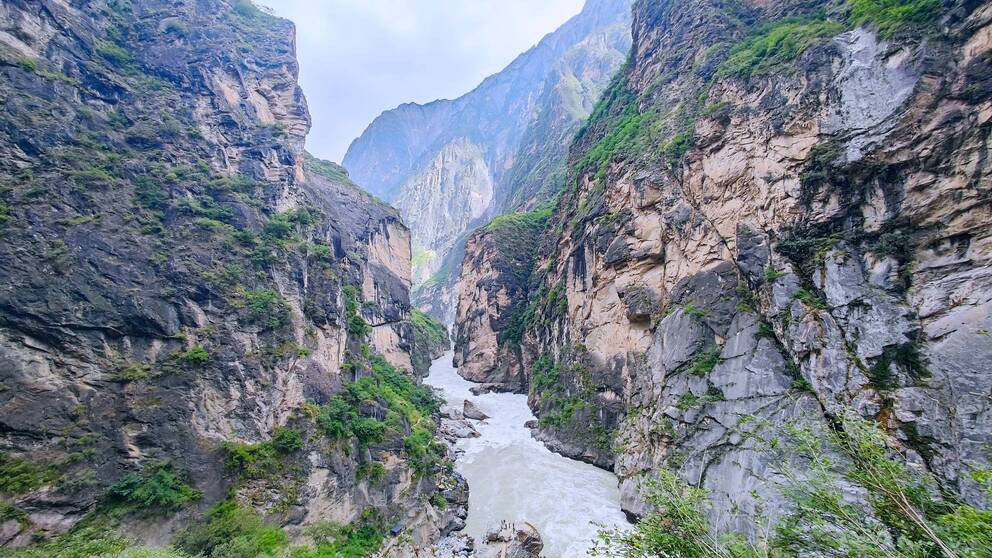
344,0,633,314
453,0,992,536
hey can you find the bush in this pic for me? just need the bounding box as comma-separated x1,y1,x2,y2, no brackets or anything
243,289,291,329
0,452,59,495
1,524,129,558
180,346,210,365
222,427,302,479
107,464,201,512
688,347,721,376
176,500,287,557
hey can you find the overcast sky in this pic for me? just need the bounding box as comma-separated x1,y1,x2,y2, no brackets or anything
261,0,585,163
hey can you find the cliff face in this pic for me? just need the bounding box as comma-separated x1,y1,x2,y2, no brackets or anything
456,0,992,533
0,0,458,551
452,210,550,391
345,0,633,317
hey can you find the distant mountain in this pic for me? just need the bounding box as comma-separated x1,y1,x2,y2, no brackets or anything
344,0,632,318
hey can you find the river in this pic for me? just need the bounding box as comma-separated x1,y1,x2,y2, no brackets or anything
424,351,629,557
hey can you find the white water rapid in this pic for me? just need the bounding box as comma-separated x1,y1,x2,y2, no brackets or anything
425,351,629,557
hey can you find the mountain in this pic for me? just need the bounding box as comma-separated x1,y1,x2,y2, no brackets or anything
343,0,633,320
453,0,992,547
0,0,458,553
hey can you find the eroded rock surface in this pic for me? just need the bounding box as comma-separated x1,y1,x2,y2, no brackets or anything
454,0,992,536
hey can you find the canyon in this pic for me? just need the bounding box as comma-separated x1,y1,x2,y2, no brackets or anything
1,0,991,556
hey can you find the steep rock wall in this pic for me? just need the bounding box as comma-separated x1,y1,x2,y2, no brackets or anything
0,0,457,550
456,0,992,533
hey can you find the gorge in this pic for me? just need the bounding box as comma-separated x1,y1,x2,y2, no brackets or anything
1,0,991,557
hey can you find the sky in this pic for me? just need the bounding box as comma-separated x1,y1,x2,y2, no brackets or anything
261,0,585,163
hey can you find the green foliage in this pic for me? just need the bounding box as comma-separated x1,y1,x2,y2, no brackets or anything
1,524,130,558
793,288,828,310
0,201,10,227
294,519,387,558
664,132,694,167
868,342,929,389
410,309,446,347
764,266,787,283
0,452,59,495
718,16,845,79
594,469,765,558
485,206,553,232
432,493,448,511
176,500,287,558
107,464,201,513
243,289,291,329
356,461,386,483
180,345,209,365
849,0,941,37
530,353,561,393
688,347,721,376
222,427,303,479
341,285,371,337
683,303,709,318
774,410,992,558
96,40,133,67
317,354,442,475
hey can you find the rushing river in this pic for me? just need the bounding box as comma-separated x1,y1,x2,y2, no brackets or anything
425,351,629,557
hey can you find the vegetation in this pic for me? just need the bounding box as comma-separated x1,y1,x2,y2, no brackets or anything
342,285,371,337
106,464,201,513
242,289,291,329
222,427,303,479
688,348,722,376
176,500,288,558
0,452,59,495
718,16,845,79
411,309,447,347
597,410,992,558
294,516,388,558
179,345,210,365
316,353,443,476
849,0,941,37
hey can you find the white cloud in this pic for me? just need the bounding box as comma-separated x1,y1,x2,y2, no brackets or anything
261,0,585,163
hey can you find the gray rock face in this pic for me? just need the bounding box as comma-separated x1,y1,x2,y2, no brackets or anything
454,0,992,539
345,0,633,310
0,0,456,550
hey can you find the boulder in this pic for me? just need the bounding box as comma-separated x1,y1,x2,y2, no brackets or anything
463,400,489,420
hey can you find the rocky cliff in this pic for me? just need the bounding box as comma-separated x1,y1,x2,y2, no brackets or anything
0,0,459,554
455,0,992,537
344,0,633,320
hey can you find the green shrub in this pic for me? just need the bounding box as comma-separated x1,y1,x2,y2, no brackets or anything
0,201,10,226
0,452,59,495
595,470,764,557
222,427,302,479
764,266,787,283
793,288,828,310
356,461,386,482
1,524,130,558
243,289,291,329
664,132,694,166
16,57,37,72
317,353,441,475
295,519,386,558
180,346,209,364
176,500,287,557
411,309,446,346
107,464,201,512
688,347,721,376
341,285,371,337
96,40,133,66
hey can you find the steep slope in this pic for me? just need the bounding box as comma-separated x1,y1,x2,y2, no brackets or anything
0,0,459,553
344,0,633,312
455,0,992,539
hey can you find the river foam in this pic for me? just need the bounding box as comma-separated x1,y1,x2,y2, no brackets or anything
425,351,629,557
